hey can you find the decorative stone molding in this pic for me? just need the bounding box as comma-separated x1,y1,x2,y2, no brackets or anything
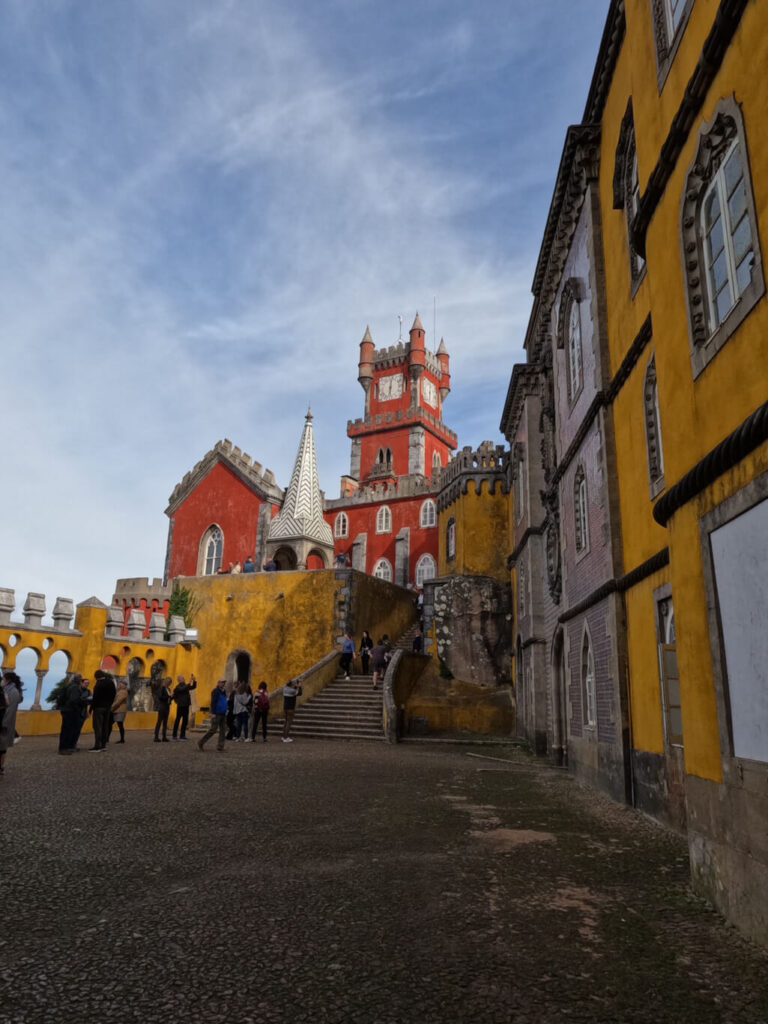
23,593,45,628
583,0,625,124
148,613,167,642
167,616,186,644
52,598,74,631
325,474,435,509
0,589,15,626
126,609,145,641
105,606,124,638
347,407,457,447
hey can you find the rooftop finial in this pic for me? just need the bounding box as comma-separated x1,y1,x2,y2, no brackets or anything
306,405,313,420
397,314,403,341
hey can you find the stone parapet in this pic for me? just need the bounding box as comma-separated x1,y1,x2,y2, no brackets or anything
436,442,510,512
346,407,457,446
325,474,435,509
113,577,172,605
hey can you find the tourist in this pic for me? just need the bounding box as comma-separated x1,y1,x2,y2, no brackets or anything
171,673,197,741
233,681,252,741
359,630,373,675
339,632,355,679
0,671,22,776
231,560,242,574
249,681,270,743
242,555,256,573
281,678,301,743
370,639,387,691
334,550,348,568
198,679,228,752
153,676,172,743
58,674,86,754
110,679,129,743
412,629,423,653
90,670,116,752
263,557,277,572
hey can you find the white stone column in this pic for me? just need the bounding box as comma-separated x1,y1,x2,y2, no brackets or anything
31,668,47,710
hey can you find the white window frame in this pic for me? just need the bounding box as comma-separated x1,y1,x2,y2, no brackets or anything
574,467,589,555
415,554,436,587
373,558,392,582
420,499,436,528
200,525,223,576
566,299,583,404
334,512,348,539
582,629,597,728
376,505,392,534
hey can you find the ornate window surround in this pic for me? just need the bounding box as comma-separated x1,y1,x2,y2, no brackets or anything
574,465,590,558
643,353,665,499
419,499,436,529
446,516,456,561
581,626,597,729
376,505,392,534
556,278,584,407
373,558,392,582
650,0,695,92
680,97,764,379
198,524,223,576
415,553,436,587
334,511,349,539
613,100,646,293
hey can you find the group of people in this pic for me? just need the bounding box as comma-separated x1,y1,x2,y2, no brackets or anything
56,670,130,754
338,631,395,689
214,556,282,574
197,677,300,751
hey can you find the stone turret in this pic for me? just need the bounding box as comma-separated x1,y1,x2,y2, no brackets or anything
266,410,334,570
437,338,451,402
409,313,425,409
358,326,375,416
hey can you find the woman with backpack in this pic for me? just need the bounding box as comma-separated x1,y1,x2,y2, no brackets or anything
249,681,270,743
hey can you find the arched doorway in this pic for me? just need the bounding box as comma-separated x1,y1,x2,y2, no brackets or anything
306,549,326,570
273,547,298,570
551,629,567,767
225,649,252,689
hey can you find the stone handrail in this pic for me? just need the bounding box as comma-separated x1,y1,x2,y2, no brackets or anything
269,651,340,717
382,649,403,744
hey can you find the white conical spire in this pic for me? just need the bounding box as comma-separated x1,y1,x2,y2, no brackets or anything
267,409,333,546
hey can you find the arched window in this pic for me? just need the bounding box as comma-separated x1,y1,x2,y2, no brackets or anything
681,99,763,377
415,554,436,587
574,466,589,555
582,629,596,728
377,447,393,468
200,525,223,575
373,558,392,582
614,101,645,289
432,451,442,471
446,516,456,561
376,505,392,534
557,279,583,405
334,512,348,539
643,355,664,495
420,499,436,528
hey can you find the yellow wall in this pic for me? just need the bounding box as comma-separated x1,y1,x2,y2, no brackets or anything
438,480,509,579
599,1,768,784
394,656,514,736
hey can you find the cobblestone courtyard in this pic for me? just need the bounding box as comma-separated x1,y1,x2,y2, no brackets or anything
2,735,767,1023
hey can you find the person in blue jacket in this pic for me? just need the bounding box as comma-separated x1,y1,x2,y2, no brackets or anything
197,679,228,752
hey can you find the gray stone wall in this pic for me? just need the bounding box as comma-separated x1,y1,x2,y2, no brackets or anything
433,575,513,687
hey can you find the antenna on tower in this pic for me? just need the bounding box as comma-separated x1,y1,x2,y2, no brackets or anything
433,296,437,350
397,314,403,341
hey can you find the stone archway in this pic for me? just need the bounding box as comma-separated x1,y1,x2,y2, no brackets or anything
273,546,298,571
306,548,327,570
225,649,251,690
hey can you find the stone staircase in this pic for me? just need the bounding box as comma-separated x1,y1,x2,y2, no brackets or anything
392,622,423,652
272,672,384,741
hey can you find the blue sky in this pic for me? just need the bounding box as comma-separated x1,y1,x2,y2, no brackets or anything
2,0,609,699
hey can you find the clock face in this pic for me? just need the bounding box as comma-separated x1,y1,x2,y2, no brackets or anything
421,377,437,408
379,374,403,401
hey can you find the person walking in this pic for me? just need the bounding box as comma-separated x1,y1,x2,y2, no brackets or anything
0,671,22,776
250,681,270,743
110,679,129,743
281,679,301,743
153,677,172,743
371,639,388,691
339,632,355,679
90,670,116,752
198,679,228,752
359,630,373,675
171,673,197,741
233,682,252,742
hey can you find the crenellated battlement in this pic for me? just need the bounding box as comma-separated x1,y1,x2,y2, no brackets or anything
369,340,442,377
436,441,510,512
166,438,284,512
324,473,436,509
113,577,172,604
347,407,457,445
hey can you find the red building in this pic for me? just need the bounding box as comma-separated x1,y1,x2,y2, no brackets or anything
115,314,457,627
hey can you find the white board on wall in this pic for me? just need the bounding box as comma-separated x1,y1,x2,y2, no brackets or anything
710,496,768,763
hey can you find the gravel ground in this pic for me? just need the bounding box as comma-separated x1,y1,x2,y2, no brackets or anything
1,734,767,1024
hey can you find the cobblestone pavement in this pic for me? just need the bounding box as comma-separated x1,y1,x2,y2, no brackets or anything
2,735,767,1024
